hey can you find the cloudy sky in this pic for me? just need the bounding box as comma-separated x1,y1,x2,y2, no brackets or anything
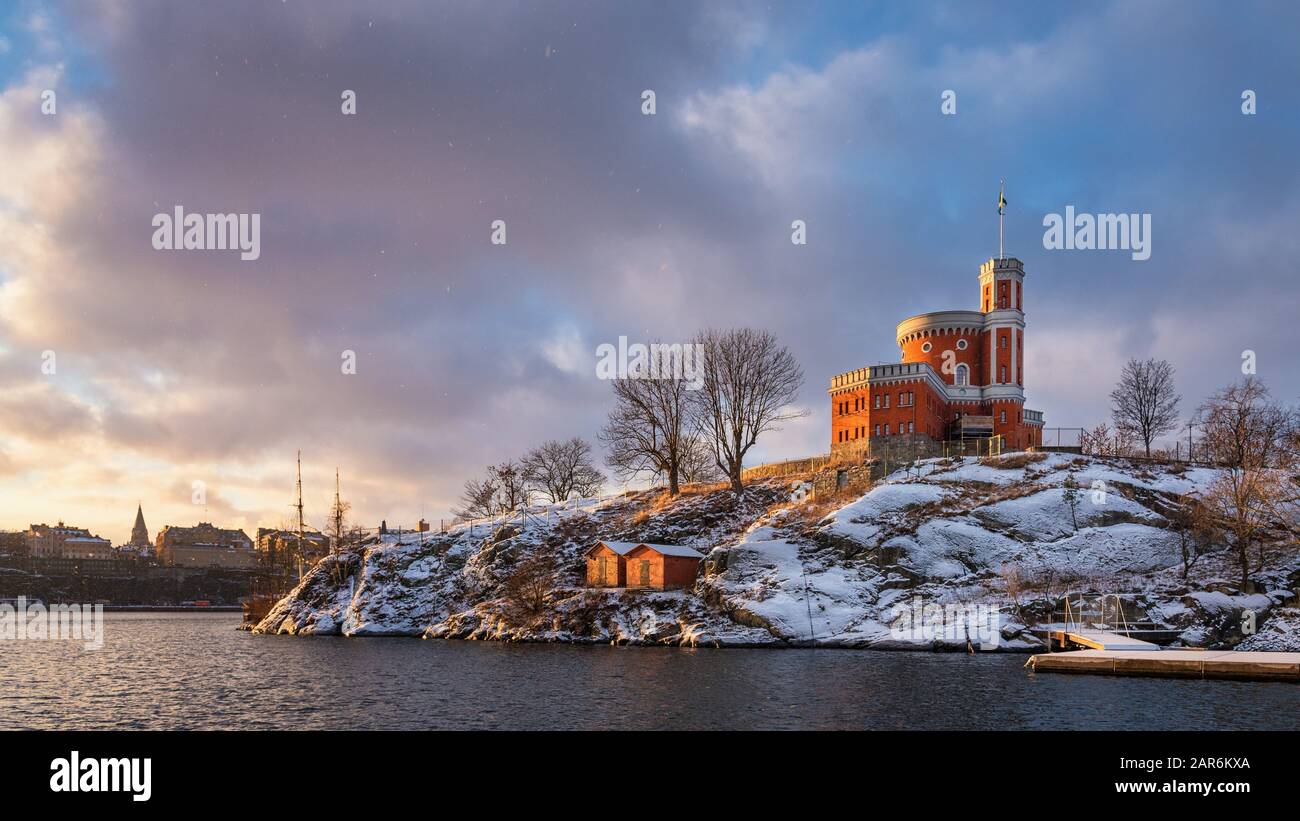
1,1,1298,544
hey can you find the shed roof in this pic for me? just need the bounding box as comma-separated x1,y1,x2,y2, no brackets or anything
589,540,703,559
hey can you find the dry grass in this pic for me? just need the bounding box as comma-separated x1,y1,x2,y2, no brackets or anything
972,481,1044,510
630,481,734,521
980,452,1048,469
762,480,876,533
676,480,732,496
787,495,841,523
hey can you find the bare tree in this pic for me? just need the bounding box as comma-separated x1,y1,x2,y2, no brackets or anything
1110,358,1181,457
454,475,499,520
1168,498,1216,581
599,348,697,495
454,460,533,520
1200,378,1295,469
490,461,529,512
1112,426,1138,458
501,551,556,624
692,328,806,493
522,438,605,503
1197,377,1299,589
1080,422,1111,456
678,436,725,485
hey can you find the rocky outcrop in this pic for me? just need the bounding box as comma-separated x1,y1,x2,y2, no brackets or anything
255,455,1299,651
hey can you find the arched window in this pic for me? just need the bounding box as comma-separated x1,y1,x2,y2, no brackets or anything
955,364,969,386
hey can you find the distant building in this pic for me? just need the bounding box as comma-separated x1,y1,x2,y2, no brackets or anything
0,530,27,557
256,528,330,570
130,504,150,549
585,541,704,590
25,522,114,560
114,504,155,559
155,522,257,568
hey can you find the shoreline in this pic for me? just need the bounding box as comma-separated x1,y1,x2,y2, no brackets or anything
249,622,1046,652
106,605,242,612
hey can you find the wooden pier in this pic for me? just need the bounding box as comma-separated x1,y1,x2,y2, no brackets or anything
1027,649,1300,682
1047,628,1160,651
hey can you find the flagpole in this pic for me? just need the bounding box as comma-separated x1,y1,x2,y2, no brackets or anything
998,180,1005,260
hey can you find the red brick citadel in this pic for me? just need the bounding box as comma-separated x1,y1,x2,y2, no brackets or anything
829,256,1045,454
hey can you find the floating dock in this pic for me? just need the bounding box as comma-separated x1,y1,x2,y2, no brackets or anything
1047,628,1160,651
1027,649,1300,682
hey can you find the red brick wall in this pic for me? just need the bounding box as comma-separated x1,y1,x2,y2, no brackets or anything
983,401,1043,451
866,380,949,440
1017,329,1024,386
899,332,983,386
830,386,872,447
995,279,1013,311
831,377,960,447
992,328,1013,385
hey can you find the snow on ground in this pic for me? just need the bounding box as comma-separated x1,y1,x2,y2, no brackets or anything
1237,608,1300,651
892,452,1219,496
256,454,1299,652
703,521,888,645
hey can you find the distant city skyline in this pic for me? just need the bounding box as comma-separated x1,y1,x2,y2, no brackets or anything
2,487,360,548
3,1,1299,544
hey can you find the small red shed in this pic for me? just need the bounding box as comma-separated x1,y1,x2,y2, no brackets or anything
585,541,634,587
624,542,704,590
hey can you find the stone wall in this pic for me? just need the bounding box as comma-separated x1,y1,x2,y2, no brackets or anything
811,463,876,499
865,433,945,468
829,433,944,466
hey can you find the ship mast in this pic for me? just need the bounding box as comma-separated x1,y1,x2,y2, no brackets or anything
331,467,343,555
295,450,306,579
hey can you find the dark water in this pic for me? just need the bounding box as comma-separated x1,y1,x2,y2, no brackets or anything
2,613,1297,730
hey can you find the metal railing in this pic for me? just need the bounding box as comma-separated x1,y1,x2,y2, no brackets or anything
1040,427,1084,448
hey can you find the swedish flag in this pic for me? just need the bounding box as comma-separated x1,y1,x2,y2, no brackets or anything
998,183,1007,215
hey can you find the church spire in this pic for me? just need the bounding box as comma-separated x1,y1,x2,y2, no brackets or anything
131,503,150,548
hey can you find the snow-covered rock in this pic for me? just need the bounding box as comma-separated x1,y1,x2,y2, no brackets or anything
255,454,1299,652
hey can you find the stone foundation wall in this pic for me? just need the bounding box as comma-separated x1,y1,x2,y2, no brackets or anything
829,434,944,466
811,463,876,499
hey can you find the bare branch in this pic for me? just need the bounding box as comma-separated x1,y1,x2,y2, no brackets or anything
691,328,806,493
1110,358,1181,458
